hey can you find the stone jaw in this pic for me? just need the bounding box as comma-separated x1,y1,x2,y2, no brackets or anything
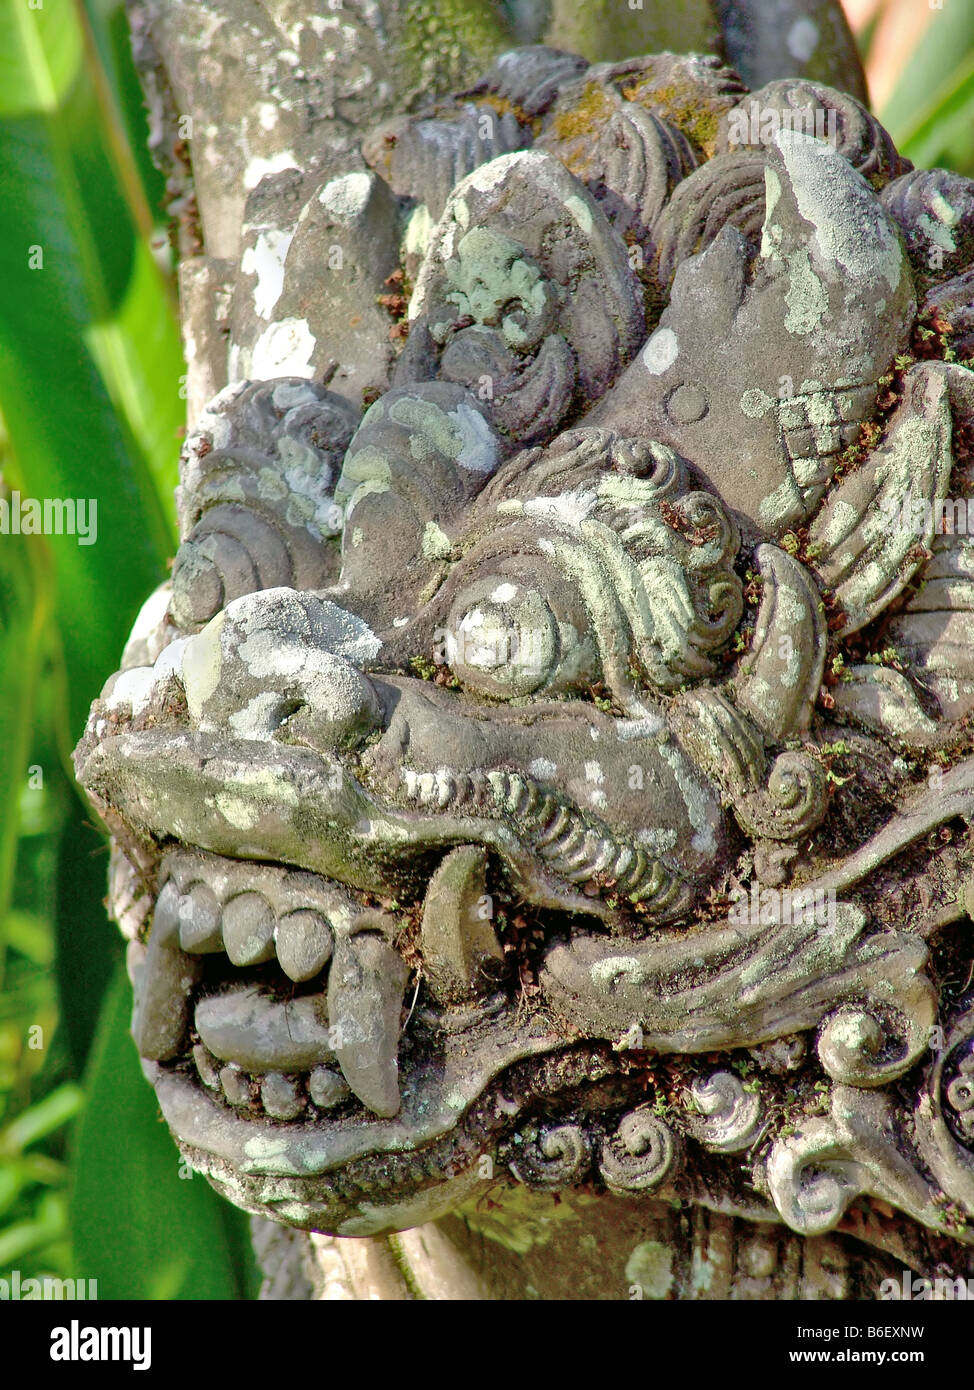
74,48,974,1278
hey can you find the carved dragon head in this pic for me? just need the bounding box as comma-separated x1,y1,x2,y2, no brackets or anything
75,49,974,1265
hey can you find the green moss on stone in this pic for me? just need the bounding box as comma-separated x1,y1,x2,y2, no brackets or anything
396,0,510,104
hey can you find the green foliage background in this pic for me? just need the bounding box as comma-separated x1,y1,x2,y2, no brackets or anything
0,0,258,1299
0,0,971,1301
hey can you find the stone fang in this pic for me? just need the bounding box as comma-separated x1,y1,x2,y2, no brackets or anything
133,880,204,1061
419,845,505,1004
327,925,409,1119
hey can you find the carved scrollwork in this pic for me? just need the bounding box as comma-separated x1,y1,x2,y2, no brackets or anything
817,993,938,1089
689,1071,765,1153
733,543,827,743
599,1107,680,1193
508,1122,593,1188
734,750,829,841
880,168,974,288
539,82,696,251
398,149,645,448
653,152,768,293
170,380,359,632
915,1011,974,1219
766,1087,943,1238
542,897,935,1082
72,35,974,1260
718,79,910,186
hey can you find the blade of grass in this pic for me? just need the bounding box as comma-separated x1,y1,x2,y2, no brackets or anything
893,53,974,173
0,1084,84,1157
0,3,182,736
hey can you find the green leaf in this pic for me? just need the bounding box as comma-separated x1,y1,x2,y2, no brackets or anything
70,965,260,1300
4,910,55,969
0,1191,66,1266
0,1082,84,1157
893,55,974,175
0,1,183,737
882,4,974,176
81,0,168,223
0,479,49,953
53,786,122,1074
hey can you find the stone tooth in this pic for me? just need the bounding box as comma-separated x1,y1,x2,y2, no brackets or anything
261,1072,305,1121
419,845,504,1005
192,1042,222,1091
486,770,509,802
219,1062,254,1107
327,926,409,1119
434,771,455,809
132,879,204,1061
195,985,335,1071
177,882,224,954
535,803,571,848
222,891,276,966
308,1065,352,1110
275,908,333,983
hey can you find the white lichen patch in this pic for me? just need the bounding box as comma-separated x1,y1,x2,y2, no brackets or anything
421,520,452,560
784,248,828,336
491,582,518,603
214,791,262,830
740,387,775,420
642,327,679,376
523,489,598,526
241,227,294,320
917,211,957,255
252,317,316,378
244,150,299,190
528,758,558,779
564,194,593,234
636,826,677,854
318,171,373,220
776,130,903,293
759,475,802,529
660,742,718,857
591,956,642,990
449,403,497,474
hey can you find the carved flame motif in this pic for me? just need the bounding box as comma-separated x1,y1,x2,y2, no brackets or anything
75,45,974,1278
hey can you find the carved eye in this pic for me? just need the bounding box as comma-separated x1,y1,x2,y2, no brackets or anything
443,570,597,699
445,583,557,697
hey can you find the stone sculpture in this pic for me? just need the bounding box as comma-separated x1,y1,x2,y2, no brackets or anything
75,37,974,1298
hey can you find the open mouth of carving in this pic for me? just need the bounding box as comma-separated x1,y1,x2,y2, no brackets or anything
135,844,515,1116
125,840,585,1233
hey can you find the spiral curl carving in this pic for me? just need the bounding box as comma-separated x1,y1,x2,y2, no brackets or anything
599,1107,679,1193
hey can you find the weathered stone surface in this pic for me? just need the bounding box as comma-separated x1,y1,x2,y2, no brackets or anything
77,28,974,1299
717,77,906,183
590,128,916,538
234,170,402,406
196,986,334,1071
881,168,974,290
419,846,504,1003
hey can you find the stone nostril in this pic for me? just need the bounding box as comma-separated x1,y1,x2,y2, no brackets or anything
277,655,382,752
180,588,385,744
275,697,307,729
